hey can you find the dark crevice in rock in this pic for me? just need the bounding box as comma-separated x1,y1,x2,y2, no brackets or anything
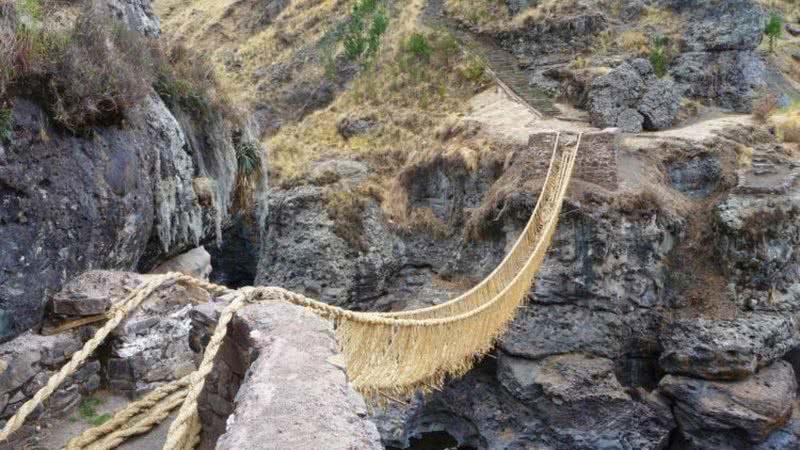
386,430,478,450
207,218,261,289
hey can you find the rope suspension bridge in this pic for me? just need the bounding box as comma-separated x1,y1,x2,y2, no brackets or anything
0,132,581,450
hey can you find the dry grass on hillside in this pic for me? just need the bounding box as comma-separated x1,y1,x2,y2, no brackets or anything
770,105,800,145
760,0,800,21
443,0,511,31
267,12,491,187
444,0,589,32
155,0,357,106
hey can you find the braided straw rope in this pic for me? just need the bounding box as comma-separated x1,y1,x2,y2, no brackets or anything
0,133,579,449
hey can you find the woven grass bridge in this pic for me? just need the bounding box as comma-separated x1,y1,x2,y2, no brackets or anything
0,133,580,450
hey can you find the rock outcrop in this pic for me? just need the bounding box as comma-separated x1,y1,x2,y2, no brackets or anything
587,59,680,132
102,0,161,37
253,122,800,449
49,270,209,395
667,0,767,111
0,0,242,342
659,361,797,449
0,331,100,449
496,0,771,115
659,314,799,380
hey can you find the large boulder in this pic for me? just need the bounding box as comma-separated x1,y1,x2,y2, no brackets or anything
714,153,800,311
377,354,675,450
0,0,243,342
49,271,210,395
659,361,797,449
151,246,213,280
587,59,680,132
0,86,238,344
663,0,767,111
497,353,675,448
659,0,763,52
659,314,800,380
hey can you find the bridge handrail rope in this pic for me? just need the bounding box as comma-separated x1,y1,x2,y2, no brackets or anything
0,132,581,450
375,132,563,319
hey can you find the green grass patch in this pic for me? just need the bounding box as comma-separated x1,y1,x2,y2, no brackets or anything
78,396,105,419
649,36,669,78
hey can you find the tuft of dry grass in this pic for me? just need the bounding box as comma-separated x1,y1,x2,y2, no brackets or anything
779,116,800,144
618,30,649,56
752,92,780,122
325,188,369,252
408,207,450,238
569,55,589,69
614,189,663,218
736,145,754,169
769,104,800,144
444,0,511,31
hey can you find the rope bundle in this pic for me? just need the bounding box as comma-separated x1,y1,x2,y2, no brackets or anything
0,132,579,450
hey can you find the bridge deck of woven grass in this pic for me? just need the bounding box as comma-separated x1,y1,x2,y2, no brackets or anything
0,132,580,450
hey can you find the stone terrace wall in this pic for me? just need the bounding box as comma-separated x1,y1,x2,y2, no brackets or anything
524,129,619,191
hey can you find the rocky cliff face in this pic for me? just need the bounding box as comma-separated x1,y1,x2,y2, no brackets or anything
0,2,241,342
492,0,771,121
253,118,800,449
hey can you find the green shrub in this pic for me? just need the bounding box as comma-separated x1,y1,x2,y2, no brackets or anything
367,9,389,58
0,106,11,139
433,31,460,67
649,36,668,78
235,140,262,177
17,0,43,21
76,396,111,426
765,13,783,54
340,0,388,65
233,139,264,211
405,33,432,63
